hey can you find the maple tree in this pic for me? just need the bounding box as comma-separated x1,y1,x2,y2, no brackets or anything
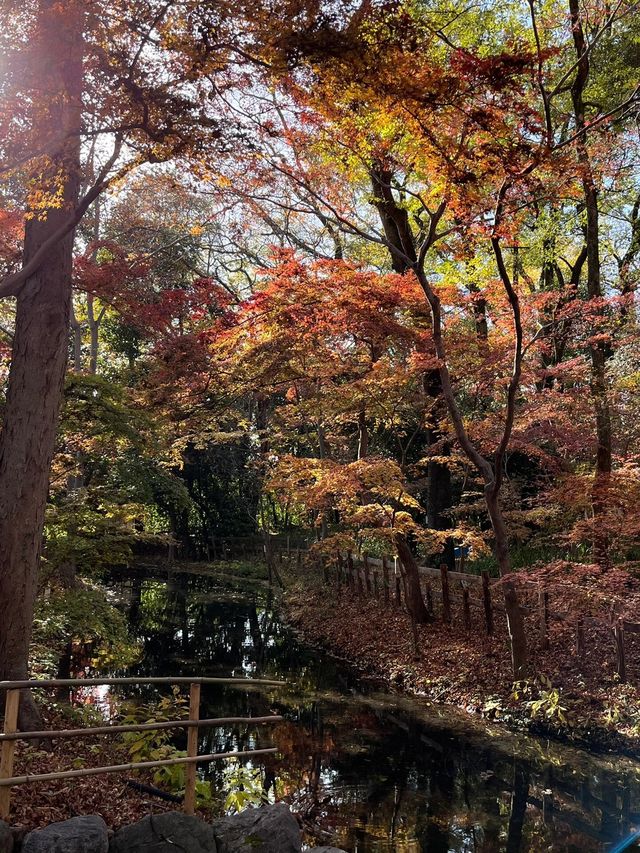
234,0,640,677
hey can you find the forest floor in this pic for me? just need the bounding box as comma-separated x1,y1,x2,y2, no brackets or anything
282,570,640,757
7,718,176,837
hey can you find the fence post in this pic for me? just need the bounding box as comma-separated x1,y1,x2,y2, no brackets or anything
355,555,364,595
615,618,627,683
440,564,451,624
576,616,585,658
322,556,330,585
184,683,201,815
481,571,493,636
425,580,433,615
347,551,355,591
0,688,20,819
538,588,549,650
462,586,471,631
363,554,372,595
382,556,390,605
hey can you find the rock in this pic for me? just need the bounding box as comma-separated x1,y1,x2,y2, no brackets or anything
0,821,12,853
306,847,349,853
212,803,301,853
110,812,218,852
22,816,108,853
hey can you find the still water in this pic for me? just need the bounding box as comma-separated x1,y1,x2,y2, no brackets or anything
107,570,640,852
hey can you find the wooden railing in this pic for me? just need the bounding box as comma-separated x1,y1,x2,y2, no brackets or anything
0,676,284,819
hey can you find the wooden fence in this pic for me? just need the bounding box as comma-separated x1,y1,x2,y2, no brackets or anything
287,548,640,684
327,551,496,632
134,537,640,683
0,676,284,820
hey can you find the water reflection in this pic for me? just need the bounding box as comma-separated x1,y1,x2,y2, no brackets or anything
104,570,640,852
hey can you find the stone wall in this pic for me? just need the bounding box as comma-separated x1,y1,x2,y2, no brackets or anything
0,803,348,853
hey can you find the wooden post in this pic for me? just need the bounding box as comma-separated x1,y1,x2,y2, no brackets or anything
353,554,364,595
423,580,432,615
322,557,330,585
615,619,627,683
347,551,355,591
382,556,390,605
459,548,466,574
0,688,20,819
363,554,372,595
462,586,471,631
576,616,585,658
538,588,549,650
440,563,451,624
481,571,493,636
184,683,201,815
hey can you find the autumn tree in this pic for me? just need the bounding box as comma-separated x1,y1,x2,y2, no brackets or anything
0,0,274,719
213,252,491,622
252,0,640,676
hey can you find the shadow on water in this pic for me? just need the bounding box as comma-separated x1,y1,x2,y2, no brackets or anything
105,569,640,852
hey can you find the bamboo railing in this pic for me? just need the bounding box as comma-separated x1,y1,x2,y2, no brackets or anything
0,676,284,820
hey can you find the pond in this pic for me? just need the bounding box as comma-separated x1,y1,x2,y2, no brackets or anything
104,569,640,852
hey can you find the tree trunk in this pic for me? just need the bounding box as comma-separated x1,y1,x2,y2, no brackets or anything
569,0,612,563
424,376,455,571
369,167,456,570
395,533,431,624
485,489,528,680
88,293,100,375
357,406,368,460
0,0,83,726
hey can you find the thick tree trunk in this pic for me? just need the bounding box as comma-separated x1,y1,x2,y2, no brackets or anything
0,0,82,725
395,533,431,624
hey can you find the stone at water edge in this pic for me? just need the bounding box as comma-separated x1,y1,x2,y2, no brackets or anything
110,812,218,852
22,815,108,853
212,802,301,853
307,848,349,852
0,821,12,853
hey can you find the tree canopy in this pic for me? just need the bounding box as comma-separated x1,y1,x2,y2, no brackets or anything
1,0,640,707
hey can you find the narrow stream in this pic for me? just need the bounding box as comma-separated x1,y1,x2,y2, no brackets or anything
104,569,640,852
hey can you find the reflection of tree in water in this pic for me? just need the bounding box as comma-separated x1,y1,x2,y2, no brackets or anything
106,571,640,852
